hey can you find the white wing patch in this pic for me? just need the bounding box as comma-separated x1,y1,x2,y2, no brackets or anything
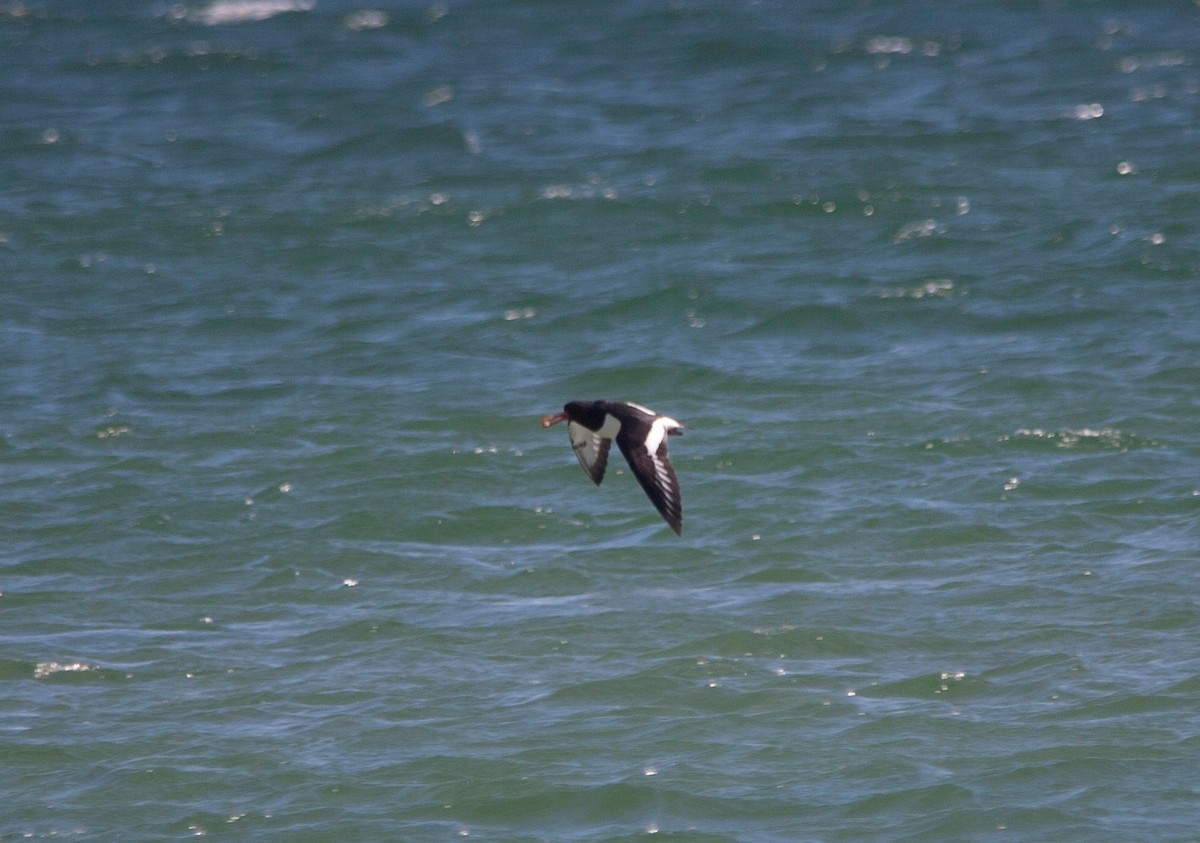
652,451,675,493
649,440,678,507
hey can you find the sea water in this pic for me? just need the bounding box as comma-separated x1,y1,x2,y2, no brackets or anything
3,2,1200,840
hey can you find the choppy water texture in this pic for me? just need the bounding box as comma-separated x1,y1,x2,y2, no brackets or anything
4,1,1200,840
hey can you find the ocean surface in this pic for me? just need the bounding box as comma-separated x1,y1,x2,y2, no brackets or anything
4,1,1200,840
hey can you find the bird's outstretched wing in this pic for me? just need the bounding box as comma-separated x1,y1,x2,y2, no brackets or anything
616,426,682,535
568,420,611,486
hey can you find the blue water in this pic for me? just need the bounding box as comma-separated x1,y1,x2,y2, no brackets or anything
4,1,1200,840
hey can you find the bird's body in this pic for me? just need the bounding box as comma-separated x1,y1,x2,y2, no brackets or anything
541,400,684,535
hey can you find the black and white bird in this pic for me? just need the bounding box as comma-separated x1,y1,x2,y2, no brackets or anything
541,400,684,535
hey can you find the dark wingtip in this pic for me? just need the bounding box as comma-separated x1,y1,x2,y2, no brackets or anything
665,512,683,536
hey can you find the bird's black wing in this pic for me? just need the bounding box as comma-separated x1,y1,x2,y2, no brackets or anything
615,427,682,535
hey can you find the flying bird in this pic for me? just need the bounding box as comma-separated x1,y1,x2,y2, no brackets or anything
541,400,684,535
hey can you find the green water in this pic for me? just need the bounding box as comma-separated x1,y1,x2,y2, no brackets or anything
3,1,1200,840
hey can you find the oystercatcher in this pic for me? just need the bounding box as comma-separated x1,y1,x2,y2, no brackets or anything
541,400,684,535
